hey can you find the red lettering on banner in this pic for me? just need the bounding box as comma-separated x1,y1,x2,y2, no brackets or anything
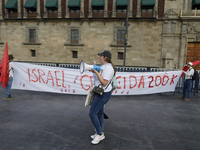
116,76,122,89
62,71,67,88
129,76,137,89
55,71,61,87
148,76,154,88
31,69,38,82
155,76,162,87
123,77,126,89
90,76,94,88
162,75,169,86
46,71,54,86
80,75,91,91
38,69,45,83
74,76,78,83
28,69,31,82
138,76,144,88
170,74,178,85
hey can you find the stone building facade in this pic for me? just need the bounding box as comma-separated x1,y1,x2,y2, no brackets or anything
0,0,200,70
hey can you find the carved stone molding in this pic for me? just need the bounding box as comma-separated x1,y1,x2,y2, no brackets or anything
171,21,177,33
182,22,188,33
165,9,177,15
194,23,200,33
196,34,200,42
163,21,170,33
186,24,193,33
163,21,177,34
164,9,178,18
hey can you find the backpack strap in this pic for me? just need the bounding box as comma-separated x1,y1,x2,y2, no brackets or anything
104,75,114,90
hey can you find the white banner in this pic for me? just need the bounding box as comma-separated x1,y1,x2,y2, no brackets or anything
12,62,182,95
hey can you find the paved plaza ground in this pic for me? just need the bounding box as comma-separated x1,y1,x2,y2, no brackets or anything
0,86,200,150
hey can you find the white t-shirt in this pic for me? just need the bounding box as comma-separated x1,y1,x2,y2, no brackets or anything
93,63,114,92
184,67,194,80
9,62,16,77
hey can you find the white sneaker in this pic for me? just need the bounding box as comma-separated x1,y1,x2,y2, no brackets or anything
91,133,97,139
91,134,105,144
91,132,104,139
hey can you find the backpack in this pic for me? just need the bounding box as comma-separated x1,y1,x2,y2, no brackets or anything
111,75,117,91
192,69,199,80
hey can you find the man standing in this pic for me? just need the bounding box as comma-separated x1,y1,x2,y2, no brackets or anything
5,54,16,100
179,62,194,101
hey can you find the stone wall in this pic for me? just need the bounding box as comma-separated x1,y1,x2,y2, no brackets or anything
1,0,200,69
0,19,163,67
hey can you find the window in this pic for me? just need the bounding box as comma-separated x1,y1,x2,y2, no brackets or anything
71,29,79,44
8,9,18,18
118,52,123,60
72,51,78,58
48,7,58,18
117,29,125,44
141,6,154,17
29,29,36,43
192,5,200,9
27,8,37,13
9,9,17,13
66,27,83,46
24,27,41,45
31,50,36,57
69,7,80,18
92,6,104,17
116,6,127,18
27,8,37,18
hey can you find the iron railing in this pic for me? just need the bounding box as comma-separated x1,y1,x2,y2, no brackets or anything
3,10,158,19
180,8,200,18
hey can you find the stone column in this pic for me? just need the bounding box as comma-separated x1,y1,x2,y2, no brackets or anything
37,0,40,18
65,0,69,18
4,0,8,18
188,0,192,10
0,0,2,19
137,0,141,17
0,27,2,42
129,0,133,17
58,0,61,18
24,0,27,18
183,0,188,10
43,0,47,18
80,0,84,18
88,0,92,17
18,0,21,18
112,0,116,17
104,0,108,17
162,51,174,69
153,0,158,18
178,36,187,69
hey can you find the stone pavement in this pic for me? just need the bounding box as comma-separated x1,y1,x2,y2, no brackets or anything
0,86,200,150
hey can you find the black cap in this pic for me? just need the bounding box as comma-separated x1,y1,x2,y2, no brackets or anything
97,50,111,59
9,54,14,60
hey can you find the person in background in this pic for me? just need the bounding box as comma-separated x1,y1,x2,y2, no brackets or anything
179,62,194,101
5,54,16,100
